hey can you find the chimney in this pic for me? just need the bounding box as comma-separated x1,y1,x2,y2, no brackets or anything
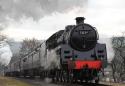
75,17,85,25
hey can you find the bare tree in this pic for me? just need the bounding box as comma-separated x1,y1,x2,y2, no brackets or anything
19,38,41,56
111,34,125,82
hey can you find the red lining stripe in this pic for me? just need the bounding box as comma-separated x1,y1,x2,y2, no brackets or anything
68,60,102,69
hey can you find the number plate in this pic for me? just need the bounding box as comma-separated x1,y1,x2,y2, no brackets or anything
79,30,89,35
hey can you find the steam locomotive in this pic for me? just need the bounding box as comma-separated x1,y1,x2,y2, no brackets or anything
4,17,107,83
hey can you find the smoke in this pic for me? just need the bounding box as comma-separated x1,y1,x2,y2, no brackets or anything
44,78,52,83
0,41,12,65
98,35,114,62
40,42,60,69
0,0,88,40
45,49,60,69
0,0,88,22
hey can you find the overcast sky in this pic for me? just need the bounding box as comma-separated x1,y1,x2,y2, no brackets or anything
0,0,125,41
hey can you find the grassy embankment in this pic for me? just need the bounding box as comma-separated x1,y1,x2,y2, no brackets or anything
0,76,33,86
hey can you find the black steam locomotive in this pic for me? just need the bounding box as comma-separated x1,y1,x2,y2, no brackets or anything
5,17,107,83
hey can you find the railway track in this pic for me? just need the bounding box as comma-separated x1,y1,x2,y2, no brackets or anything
1,76,125,86
55,82,110,86
15,77,112,86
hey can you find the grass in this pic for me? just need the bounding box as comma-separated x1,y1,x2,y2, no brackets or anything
0,76,33,86
101,81,125,86
110,83,125,86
